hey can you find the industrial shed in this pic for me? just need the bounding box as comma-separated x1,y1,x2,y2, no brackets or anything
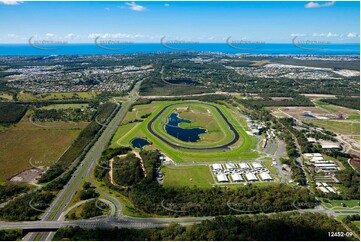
212,164,223,171
259,172,272,181
245,173,258,181
252,163,263,169
225,163,236,170
239,162,249,170
216,174,228,183
231,173,243,182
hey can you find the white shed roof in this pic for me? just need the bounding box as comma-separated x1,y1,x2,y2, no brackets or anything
318,187,329,193
314,163,337,167
212,164,223,170
239,163,249,169
252,163,263,169
259,172,272,181
225,163,236,170
326,187,336,193
303,153,314,157
217,174,228,182
321,144,340,149
311,157,324,161
231,173,243,182
245,173,258,181
313,153,323,157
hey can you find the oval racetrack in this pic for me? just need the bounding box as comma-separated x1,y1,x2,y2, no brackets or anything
147,102,240,150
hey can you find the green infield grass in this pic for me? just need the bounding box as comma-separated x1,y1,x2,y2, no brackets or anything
111,100,258,162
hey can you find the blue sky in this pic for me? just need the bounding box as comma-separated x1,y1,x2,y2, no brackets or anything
0,1,359,43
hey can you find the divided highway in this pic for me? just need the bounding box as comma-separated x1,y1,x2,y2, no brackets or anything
23,83,141,241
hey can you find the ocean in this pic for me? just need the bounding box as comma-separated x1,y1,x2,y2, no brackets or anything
0,43,359,56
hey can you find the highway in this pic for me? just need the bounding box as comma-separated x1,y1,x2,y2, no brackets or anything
0,83,357,240
2,216,213,231
23,82,141,241
1,208,358,231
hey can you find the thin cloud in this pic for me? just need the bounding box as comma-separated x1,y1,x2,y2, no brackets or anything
45,33,55,39
291,33,305,37
0,1,22,5
7,33,18,38
125,2,147,12
347,32,359,38
305,1,335,9
88,33,147,39
313,32,339,37
164,3,170,7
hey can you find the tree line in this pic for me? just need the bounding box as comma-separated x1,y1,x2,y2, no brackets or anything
0,102,27,125
54,212,350,241
95,148,315,217
320,97,360,110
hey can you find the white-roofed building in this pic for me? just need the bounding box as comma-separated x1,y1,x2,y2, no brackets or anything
231,173,243,182
259,172,272,181
326,187,336,193
212,164,223,171
314,164,338,170
251,128,260,135
245,173,258,181
319,141,340,149
321,143,340,149
318,187,329,193
307,137,317,143
239,162,249,170
314,160,332,164
252,163,263,169
225,163,236,170
303,153,314,158
217,174,228,183
311,157,324,162
313,153,323,157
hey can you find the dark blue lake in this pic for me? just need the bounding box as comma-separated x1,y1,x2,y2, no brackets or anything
131,138,150,149
165,112,206,142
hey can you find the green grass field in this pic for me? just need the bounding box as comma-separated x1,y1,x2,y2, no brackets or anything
161,165,214,188
306,120,360,136
322,199,360,209
111,100,258,162
40,103,90,110
17,92,100,101
0,112,87,181
161,162,278,188
122,104,160,124
314,100,360,120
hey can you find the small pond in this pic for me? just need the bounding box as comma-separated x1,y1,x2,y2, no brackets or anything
131,138,150,149
303,113,317,119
